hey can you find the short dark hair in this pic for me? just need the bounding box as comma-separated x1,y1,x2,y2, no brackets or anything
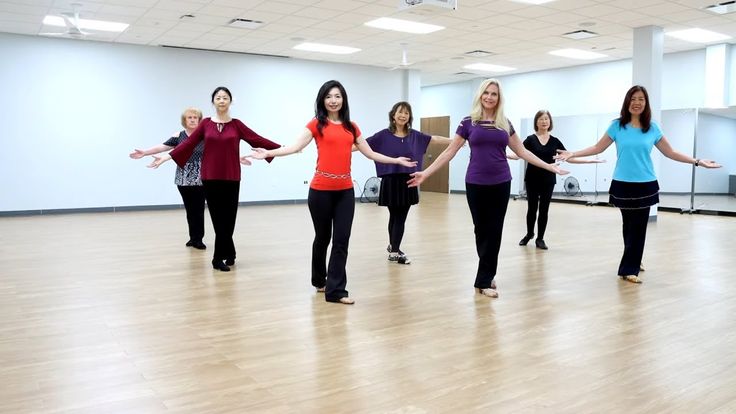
388,101,413,133
211,86,232,103
533,110,553,132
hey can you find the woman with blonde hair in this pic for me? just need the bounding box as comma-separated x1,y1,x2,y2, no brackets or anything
129,107,208,250
408,79,568,298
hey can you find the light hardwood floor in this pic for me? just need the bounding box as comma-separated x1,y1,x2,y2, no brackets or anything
1,193,735,413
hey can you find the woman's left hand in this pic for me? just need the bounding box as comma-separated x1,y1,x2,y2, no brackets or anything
396,157,417,168
239,155,253,166
551,163,569,175
699,159,722,168
147,154,170,169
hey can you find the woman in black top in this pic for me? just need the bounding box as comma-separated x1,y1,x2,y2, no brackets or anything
514,110,603,249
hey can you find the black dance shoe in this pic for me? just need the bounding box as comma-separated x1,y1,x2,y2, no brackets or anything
535,239,548,250
519,234,533,246
212,260,231,272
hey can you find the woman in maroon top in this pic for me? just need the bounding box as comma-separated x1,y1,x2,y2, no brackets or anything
170,86,281,272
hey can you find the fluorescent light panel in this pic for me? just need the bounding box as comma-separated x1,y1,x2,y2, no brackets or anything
364,17,444,34
665,28,731,43
43,15,128,32
548,48,607,60
463,63,515,72
293,42,360,55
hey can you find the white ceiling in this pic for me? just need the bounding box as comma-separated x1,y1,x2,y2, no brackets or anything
2,0,735,85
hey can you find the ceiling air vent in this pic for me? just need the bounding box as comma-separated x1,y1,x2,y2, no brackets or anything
228,18,264,29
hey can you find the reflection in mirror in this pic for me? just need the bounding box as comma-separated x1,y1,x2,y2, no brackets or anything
694,107,736,214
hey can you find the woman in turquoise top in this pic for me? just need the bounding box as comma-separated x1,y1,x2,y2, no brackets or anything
557,85,720,283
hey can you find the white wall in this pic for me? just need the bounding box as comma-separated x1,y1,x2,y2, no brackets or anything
0,33,408,212
421,49,715,192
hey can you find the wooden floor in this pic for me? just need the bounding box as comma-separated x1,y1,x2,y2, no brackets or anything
1,193,735,413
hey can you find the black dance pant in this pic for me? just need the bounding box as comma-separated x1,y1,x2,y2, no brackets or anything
525,180,555,239
177,185,206,243
308,188,355,301
618,207,650,276
387,205,411,252
202,180,240,263
465,181,511,289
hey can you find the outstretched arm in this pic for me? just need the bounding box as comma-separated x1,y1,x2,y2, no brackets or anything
430,135,452,144
556,134,613,162
567,157,605,164
407,134,465,187
355,136,417,167
130,144,173,159
147,153,171,169
251,128,313,159
508,133,568,175
655,136,721,168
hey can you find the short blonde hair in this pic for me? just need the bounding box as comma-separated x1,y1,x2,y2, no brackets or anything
180,107,203,127
470,79,509,133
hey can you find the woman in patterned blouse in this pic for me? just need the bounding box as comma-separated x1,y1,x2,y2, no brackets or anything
129,107,207,250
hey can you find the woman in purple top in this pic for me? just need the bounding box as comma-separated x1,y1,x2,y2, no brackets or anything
408,79,568,298
366,101,450,264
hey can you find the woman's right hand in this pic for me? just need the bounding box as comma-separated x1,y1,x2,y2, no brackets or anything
407,171,426,188
554,149,574,162
129,149,145,159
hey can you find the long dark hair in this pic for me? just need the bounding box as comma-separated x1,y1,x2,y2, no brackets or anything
388,101,413,133
619,85,651,133
314,80,357,140
211,86,232,102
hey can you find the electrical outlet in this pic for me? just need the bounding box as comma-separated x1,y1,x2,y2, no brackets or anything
303,181,308,184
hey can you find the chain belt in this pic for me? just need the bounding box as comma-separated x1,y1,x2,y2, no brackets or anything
314,170,351,179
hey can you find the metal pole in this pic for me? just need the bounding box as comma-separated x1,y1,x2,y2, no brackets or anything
685,108,698,213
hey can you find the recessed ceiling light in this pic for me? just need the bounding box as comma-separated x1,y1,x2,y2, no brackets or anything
665,28,731,43
228,18,264,29
43,15,128,32
293,42,361,55
364,17,444,34
562,30,599,40
463,63,516,73
548,48,607,60
704,1,736,15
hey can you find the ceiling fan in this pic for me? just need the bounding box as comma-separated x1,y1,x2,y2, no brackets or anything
389,43,414,70
40,4,90,38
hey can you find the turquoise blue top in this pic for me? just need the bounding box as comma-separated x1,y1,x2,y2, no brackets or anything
607,120,663,182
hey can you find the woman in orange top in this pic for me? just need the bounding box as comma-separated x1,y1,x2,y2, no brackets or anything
251,80,416,305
